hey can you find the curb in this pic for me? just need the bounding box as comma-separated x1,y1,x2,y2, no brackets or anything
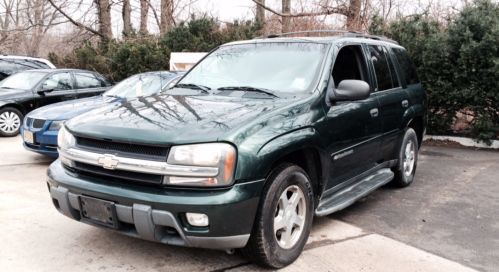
424,135,499,149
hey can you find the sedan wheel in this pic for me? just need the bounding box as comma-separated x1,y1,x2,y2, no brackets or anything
0,108,23,137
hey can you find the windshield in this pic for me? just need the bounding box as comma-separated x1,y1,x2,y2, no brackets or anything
0,71,47,90
104,73,172,98
179,42,328,93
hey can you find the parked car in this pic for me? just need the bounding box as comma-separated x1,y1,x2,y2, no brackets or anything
22,71,183,157
0,55,56,81
0,69,111,136
47,32,426,268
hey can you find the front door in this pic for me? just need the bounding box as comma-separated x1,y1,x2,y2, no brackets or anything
319,44,383,191
36,72,76,107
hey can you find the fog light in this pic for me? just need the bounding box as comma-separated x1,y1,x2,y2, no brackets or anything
59,155,74,167
186,212,209,227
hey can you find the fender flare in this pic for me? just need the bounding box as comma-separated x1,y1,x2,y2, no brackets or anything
0,101,27,115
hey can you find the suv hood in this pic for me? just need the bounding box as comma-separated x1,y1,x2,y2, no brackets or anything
66,93,290,145
28,96,117,121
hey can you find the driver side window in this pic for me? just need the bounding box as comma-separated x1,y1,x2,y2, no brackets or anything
332,45,369,88
42,72,72,91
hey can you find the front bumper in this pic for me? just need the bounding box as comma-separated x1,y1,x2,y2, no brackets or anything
21,124,59,158
47,160,264,249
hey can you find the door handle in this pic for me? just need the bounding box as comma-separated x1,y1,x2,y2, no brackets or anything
402,100,409,108
370,108,379,118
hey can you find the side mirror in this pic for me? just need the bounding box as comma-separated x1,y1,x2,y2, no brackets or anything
329,79,370,102
37,84,55,95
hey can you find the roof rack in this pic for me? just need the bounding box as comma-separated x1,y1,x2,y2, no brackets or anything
261,29,398,45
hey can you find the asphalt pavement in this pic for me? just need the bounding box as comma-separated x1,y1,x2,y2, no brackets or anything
1,135,496,271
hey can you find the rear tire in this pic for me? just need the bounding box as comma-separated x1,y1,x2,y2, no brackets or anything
241,163,314,268
0,107,23,137
391,128,419,187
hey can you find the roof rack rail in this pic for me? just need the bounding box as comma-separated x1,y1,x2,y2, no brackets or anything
260,29,398,44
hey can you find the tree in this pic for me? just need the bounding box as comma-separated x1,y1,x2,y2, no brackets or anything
95,0,112,40
282,0,290,32
1,0,63,56
139,0,149,34
346,0,362,30
160,0,174,35
122,0,132,36
251,0,368,31
255,0,265,26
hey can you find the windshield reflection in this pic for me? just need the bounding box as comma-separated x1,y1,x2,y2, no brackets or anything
179,42,328,94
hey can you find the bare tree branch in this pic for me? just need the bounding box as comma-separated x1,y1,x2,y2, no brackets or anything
46,0,103,37
251,0,348,18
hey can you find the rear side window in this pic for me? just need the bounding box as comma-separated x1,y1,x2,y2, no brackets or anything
368,45,398,91
75,72,105,88
392,48,419,85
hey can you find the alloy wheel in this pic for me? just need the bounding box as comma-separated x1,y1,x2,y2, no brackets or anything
273,185,307,249
403,140,416,176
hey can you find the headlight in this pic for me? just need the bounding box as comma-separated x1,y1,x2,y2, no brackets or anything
49,121,64,131
57,125,76,150
165,143,236,187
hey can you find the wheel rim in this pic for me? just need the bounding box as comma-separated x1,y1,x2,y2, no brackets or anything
273,185,307,249
403,140,416,177
0,111,21,134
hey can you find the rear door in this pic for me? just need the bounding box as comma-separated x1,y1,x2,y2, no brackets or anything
73,71,109,98
36,71,77,107
366,44,409,161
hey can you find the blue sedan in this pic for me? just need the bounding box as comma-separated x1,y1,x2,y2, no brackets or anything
21,71,183,157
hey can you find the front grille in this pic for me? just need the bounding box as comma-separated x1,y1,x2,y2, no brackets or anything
31,118,45,129
76,137,169,159
68,162,164,185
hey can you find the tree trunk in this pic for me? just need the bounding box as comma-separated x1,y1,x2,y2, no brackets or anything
122,0,132,36
96,0,112,40
139,0,149,34
160,0,174,35
281,0,291,33
346,0,361,31
255,0,265,26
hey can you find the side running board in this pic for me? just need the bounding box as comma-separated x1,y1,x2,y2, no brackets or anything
315,168,394,216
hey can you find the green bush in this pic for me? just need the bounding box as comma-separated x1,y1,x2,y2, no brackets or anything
370,0,498,143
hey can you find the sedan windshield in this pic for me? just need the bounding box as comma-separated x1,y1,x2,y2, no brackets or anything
104,73,171,98
0,71,47,90
179,42,328,93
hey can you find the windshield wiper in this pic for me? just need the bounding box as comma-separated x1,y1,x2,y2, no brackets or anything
175,83,211,93
104,94,122,99
217,86,277,97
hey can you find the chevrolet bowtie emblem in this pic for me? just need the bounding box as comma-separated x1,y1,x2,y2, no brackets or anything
97,155,119,170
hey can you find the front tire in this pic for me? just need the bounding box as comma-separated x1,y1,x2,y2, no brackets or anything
242,163,314,268
391,128,419,187
0,107,23,137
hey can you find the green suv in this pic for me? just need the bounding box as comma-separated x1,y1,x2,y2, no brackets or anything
47,32,426,268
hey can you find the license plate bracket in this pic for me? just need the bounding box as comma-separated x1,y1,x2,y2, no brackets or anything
79,196,118,229
23,130,34,144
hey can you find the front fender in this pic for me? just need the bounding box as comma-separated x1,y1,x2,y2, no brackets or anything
0,100,27,114
234,127,321,181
